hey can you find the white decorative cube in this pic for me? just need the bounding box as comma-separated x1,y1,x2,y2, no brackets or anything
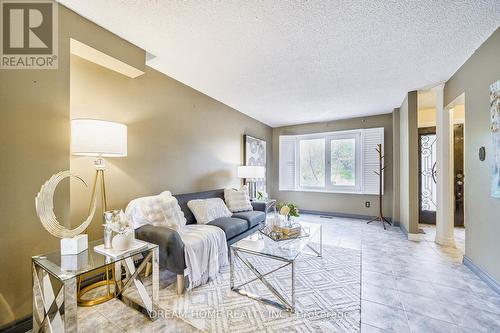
60,234,88,255
61,250,88,271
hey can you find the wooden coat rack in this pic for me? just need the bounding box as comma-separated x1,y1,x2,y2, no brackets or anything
367,143,392,230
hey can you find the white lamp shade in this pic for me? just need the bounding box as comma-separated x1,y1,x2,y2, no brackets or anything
71,119,127,157
237,166,265,179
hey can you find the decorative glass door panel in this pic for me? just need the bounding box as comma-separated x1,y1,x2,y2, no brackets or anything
419,127,437,224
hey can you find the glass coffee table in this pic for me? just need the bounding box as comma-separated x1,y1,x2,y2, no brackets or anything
229,222,322,312
32,239,159,332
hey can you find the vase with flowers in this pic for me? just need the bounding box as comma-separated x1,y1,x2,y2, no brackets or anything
276,202,300,227
103,209,134,251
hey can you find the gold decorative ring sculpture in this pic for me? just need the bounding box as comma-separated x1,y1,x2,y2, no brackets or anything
35,171,97,238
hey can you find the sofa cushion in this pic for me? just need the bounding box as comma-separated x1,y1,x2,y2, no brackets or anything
126,191,186,231
224,187,253,212
187,198,231,224
232,211,266,228
207,217,248,240
175,189,225,225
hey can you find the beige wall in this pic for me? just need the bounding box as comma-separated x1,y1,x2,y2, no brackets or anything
408,91,419,235
270,114,394,218
399,95,410,232
444,27,500,282
70,55,272,237
417,106,465,127
418,108,436,127
0,43,69,328
0,6,72,326
399,91,419,234
392,108,401,223
0,4,271,327
453,105,465,123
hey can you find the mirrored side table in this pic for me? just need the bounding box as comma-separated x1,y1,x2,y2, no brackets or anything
32,240,159,332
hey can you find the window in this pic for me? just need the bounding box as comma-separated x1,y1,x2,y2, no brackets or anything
330,138,356,186
299,138,325,187
279,128,384,194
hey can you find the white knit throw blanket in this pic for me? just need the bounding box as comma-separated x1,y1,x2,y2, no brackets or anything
178,225,228,290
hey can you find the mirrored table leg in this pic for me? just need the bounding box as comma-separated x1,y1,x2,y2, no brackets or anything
63,277,78,332
152,246,159,319
32,262,77,332
319,225,323,257
229,248,235,290
118,250,159,321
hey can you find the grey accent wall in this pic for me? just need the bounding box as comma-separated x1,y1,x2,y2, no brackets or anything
399,91,419,234
444,27,500,282
269,114,393,218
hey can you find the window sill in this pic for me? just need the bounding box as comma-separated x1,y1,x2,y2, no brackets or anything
279,188,380,195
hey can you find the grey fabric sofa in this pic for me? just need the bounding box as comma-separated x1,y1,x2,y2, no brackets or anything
134,189,266,292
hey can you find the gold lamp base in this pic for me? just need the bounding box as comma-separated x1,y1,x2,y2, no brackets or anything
77,265,116,307
77,158,115,307
77,280,115,307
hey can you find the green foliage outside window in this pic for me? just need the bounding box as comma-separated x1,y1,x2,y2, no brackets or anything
331,138,355,186
299,139,325,186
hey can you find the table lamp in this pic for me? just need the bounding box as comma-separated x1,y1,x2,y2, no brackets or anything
237,165,265,200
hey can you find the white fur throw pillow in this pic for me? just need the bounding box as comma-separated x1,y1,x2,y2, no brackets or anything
125,191,186,231
224,186,253,212
187,198,232,224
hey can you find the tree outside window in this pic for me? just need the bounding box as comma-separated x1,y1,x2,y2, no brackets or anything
299,138,325,187
330,138,356,186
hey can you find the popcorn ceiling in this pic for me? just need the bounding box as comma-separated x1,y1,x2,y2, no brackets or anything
60,1,500,127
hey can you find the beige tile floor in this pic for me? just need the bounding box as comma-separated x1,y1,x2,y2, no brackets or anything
48,214,499,332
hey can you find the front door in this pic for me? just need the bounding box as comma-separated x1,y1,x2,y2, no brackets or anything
418,125,465,226
419,127,437,224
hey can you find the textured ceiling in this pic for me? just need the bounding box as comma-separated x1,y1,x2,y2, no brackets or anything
59,1,500,127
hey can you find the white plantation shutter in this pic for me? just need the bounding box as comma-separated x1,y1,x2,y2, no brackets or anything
362,128,384,195
279,136,296,190
279,128,384,194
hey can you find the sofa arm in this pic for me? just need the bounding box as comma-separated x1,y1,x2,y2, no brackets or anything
135,225,186,274
251,201,267,212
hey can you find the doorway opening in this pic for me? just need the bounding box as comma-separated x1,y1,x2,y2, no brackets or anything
417,89,465,252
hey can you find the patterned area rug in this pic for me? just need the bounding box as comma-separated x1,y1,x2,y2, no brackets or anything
157,245,361,333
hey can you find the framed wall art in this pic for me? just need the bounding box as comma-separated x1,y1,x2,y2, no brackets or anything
490,79,500,198
244,135,267,193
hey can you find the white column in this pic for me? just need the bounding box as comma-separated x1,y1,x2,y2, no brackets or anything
435,84,456,247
